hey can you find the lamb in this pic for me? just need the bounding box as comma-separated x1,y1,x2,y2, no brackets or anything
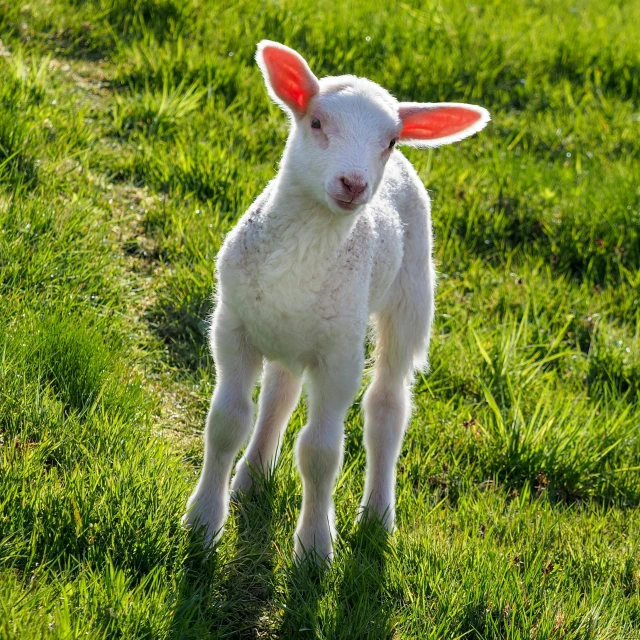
182,40,490,563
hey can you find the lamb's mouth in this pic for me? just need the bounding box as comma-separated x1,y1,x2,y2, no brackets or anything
331,196,361,211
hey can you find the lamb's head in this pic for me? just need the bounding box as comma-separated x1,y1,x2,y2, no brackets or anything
256,40,490,215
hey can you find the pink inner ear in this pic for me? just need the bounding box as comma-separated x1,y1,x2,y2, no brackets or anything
262,46,316,113
401,106,482,140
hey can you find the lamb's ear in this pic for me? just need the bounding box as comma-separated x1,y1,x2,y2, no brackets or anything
398,102,490,147
256,40,319,117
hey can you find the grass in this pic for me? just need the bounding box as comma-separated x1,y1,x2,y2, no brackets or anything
0,0,639,637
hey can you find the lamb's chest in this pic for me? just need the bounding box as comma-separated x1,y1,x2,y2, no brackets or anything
218,220,375,364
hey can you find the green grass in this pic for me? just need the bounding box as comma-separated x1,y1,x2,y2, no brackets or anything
1,0,639,637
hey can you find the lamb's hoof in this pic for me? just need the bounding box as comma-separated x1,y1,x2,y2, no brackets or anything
181,492,227,547
293,527,334,566
356,503,396,534
230,458,256,497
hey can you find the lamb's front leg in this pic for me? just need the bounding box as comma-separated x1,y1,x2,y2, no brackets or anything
182,309,262,546
294,353,364,564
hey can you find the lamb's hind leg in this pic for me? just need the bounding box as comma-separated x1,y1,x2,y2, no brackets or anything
231,361,302,495
359,288,434,531
359,363,410,530
182,307,262,546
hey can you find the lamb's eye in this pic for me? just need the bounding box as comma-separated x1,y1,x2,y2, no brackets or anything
311,118,322,130
389,138,397,148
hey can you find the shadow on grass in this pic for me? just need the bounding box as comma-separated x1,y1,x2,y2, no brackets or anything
278,518,394,638
146,289,212,373
168,529,223,636
329,520,394,638
171,471,289,637
218,487,282,636
279,557,325,637
166,478,398,637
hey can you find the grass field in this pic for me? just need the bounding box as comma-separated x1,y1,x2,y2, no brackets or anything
1,0,639,637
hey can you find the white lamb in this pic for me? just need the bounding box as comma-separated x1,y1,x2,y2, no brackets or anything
183,40,490,563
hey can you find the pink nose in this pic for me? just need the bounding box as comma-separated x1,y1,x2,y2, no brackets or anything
340,175,368,197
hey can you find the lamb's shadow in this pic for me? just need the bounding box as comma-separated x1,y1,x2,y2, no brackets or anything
217,477,286,635
170,475,283,638
167,527,226,638
329,520,394,638
278,519,394,638
278,556,326,637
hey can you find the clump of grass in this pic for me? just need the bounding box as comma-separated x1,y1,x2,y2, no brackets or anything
477,383,638,502
587,331,640,398
0,63,39,188
109,78,205,138
0,119,37,188
30,313,148,420
5,48,51,103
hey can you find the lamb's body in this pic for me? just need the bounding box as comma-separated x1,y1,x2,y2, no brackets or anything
220,151,432,378
182,40,489,563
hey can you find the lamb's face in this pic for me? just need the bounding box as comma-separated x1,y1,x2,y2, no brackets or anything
290,79,400,215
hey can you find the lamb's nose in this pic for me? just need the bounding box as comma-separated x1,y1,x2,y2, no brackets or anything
341,176,368,197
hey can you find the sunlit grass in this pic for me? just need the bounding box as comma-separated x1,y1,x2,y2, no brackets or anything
0,0,639,637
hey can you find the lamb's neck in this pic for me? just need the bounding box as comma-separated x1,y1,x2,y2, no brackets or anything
264,172,358,254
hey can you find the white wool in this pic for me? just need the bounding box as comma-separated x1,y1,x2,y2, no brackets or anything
183,40,490,563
